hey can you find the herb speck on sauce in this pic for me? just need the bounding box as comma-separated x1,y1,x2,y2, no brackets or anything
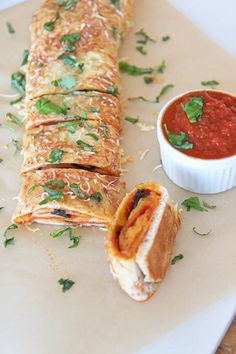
162,91,236,159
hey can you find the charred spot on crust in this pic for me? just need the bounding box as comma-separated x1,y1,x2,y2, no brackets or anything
130,189,151,211
51,209,71,218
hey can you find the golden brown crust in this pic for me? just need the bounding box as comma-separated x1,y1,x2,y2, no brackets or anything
145,203,180,281
22,120,121,176
31,0,134,54
25,92,121,133
13,168,126,226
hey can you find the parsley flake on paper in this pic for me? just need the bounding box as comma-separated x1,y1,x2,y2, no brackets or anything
171,254,184,264
58,278,75,292
182,197,207,212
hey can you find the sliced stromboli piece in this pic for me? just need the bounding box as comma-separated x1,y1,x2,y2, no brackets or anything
27,46,120,99
25,92,121,133
106,182,181,301
21,119,120,176
12,168,126,226
31,0,134,57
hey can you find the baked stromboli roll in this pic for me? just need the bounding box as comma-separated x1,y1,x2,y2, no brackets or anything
106,183,181,301
21,119,120,176
25,92,121,133
13,169,125,226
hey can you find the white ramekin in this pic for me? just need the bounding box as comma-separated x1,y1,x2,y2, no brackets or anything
157,89,236,194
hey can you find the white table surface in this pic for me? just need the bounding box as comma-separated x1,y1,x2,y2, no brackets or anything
1,1,235,353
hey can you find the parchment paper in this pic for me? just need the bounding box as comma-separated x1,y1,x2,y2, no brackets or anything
0,1,235,354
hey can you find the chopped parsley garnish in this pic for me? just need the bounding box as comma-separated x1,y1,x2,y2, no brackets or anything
51,226,73,238
69,183,102,202
69,236,81,248
90,192,103,202
0,159,3,163
3,224,18,248
21,49,29,66
180,96,204,123
60,33,80,52
136,46,147,55
119,61,153,76
156,60,166,73
128,96,153,102
38,62,44,68
88,107,100,113
57,119,87,133
106,85,118,95
119,60,166,76
12,139,22,152
162,35,170,42
144,77,154,84
110,0,120,10
58,278,75,292
56,0,80,10
69,183,87,199
6,22,15,34
60,33,80,43
76,140,97,153
6,113,23,127
182,196,207,212
85,133,99,141
51,74,76,90
100,124,108,138
11,72,26,94
171,254,184,264
125,116,139,124
193,227,212,236
58,54,84,72
28,185,39,193
29,180,65,195
46,179,65,188
64,112,89,129
156,84,174,102
135,29,156,45
10,95,25,106
130,84,174,104
111,27,119,40
43,11,60,32
50,226,81,249
35,97,67,115
201,80,219,88
164,124,193,150
46,149,65,163
202,201,216,209
39,186,64,205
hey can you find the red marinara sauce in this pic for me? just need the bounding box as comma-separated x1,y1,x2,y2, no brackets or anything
162,90,236,159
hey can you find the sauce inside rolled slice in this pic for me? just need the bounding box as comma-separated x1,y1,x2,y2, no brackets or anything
106,182,181,301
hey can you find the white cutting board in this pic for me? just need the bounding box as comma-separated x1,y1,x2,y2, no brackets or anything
0,1,235,354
